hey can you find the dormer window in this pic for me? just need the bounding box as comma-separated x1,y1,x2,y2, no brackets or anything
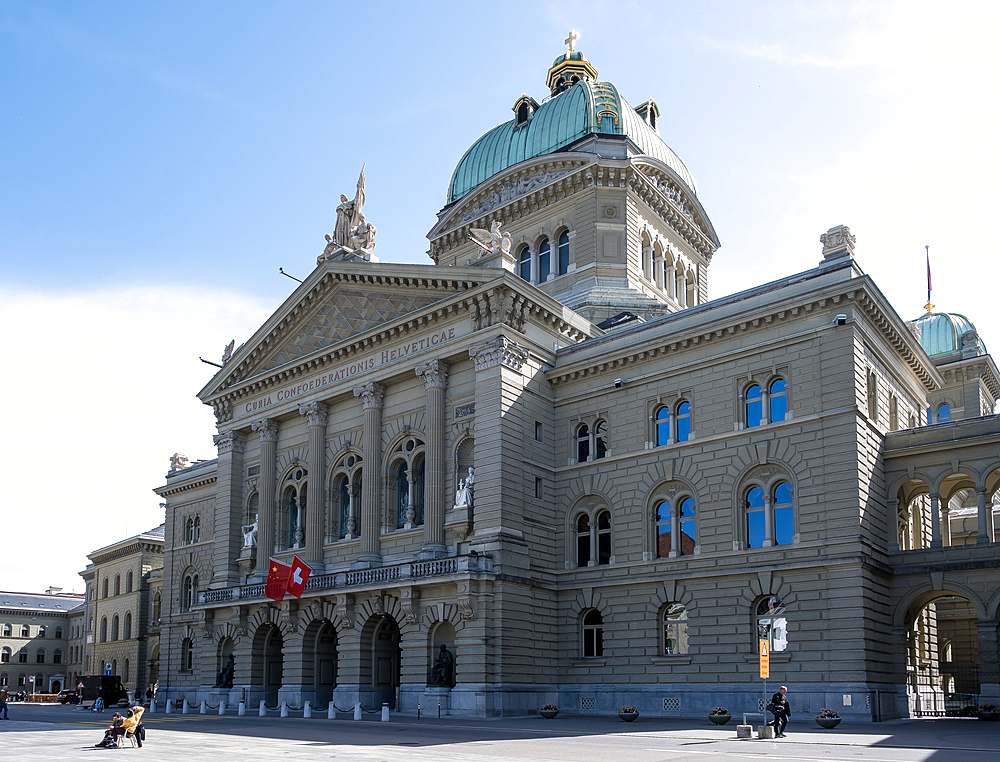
512,94,539,127
634,99,660,132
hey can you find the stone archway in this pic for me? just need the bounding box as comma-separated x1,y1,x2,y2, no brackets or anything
301,619,338,706
252,624,284,707
360,614,400,709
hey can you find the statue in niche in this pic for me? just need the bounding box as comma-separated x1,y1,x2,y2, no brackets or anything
332,167,366,247
215,652,235,689
241,514,258,548
428,644,455,687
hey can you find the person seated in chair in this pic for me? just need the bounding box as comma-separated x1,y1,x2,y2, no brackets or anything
107,705,144,747
93,712,123,747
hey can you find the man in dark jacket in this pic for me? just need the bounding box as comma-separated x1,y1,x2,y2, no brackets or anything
770,685,791,737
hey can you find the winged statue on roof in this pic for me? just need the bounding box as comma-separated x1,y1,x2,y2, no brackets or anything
331,166,366,248
469,220,512,258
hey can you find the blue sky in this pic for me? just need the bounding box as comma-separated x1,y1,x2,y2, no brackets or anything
2,1,998,593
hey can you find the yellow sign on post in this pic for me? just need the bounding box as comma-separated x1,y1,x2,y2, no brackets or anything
759,639,770,679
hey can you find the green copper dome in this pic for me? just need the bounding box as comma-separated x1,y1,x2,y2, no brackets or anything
446,79,699,205
911,312,986,357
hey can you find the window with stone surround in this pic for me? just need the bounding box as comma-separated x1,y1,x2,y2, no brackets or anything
389,436,425,529
655,496,696,558
755,596,788,652
937,403,951,423
574,506,612,567
1,624,10,637
576,424,590,463
181,572,199,613
746,384,763,427
769,379,787,422
102,578,108,599
557,230,570,275
538,237,551,283
661,603,689,655
867,369,878,422
19,625,29,638
181,639,193,671
518,245,531,281
35,648,44,664
37,626,45,638
124,612,132,640
53,649,62,665
114,575,120,596
17,649,27,663
581,609,604,658
0,647,9,663
184,516,201,544
279,467,308,550
54,626,62,639
111,615,119,642
101,617,108,642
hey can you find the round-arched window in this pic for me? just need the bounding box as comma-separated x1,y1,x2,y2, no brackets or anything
756,596,787,652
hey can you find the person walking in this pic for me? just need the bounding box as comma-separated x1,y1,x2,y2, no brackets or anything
0,685,9,719
769,685,791,737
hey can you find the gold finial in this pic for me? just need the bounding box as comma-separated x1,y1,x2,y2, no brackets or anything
565,30,579,53
924,244,933,314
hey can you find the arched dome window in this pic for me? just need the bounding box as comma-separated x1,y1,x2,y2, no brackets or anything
538,238,550,283
557,231,570,275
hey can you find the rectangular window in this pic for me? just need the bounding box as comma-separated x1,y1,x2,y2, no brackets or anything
534,478,543,499
534,421,543,441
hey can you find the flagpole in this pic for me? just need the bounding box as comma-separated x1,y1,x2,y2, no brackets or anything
924,245,934,314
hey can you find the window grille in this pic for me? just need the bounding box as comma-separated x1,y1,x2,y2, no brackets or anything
580,696,596,711
663,697,680,711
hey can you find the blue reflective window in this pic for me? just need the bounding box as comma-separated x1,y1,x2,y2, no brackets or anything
746,486,765,548
538,238,550,283
655,406,670,446
679,497,696,555
338,478,350,538
773,482,793,546
414,459,425,525
396,463,409,527
656,500,671,558
926,407,933,425
937,403,951,423
558,231,570,275
746,385,763,427
676,401,691,442
769,378,786,422
576,424,589,463
518,247,531,281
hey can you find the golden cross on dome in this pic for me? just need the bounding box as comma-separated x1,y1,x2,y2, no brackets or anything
565,30,578,52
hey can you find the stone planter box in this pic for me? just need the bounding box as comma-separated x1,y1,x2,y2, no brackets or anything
977,710,1000,721
539,709,558,719
618,711,639,722
709,714,732,725
815,716,842,729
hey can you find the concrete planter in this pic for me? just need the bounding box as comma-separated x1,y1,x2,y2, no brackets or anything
977,710,1000,721
618,711,639,722
709,714,732,725
815,716,842,729
539,709,558,719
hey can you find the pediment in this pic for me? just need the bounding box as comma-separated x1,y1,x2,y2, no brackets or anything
200,262,496,400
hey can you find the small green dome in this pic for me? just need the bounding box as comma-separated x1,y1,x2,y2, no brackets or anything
552,50,587,67
911,312,985,357
446,79,698,205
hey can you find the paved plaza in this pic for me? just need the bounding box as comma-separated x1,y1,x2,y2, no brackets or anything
1,704,997,762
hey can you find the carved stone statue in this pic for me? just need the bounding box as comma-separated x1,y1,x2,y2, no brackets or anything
348,212,377,252
465,467,475,493
215,653,235,689
332,168,366,247
169,453,190,473
221,340,235,364
242,514,259,548
428,644,455,687
469,221,512,258
455,479,470,509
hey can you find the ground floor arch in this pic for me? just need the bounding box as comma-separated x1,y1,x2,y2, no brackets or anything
301,619,338,705
252,623,284,706
361,614,400,709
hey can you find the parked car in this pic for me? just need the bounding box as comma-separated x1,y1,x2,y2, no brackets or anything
945,692,979,716
58,689,80,704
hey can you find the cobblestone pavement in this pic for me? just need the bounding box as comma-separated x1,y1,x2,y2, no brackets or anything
1,704,997,762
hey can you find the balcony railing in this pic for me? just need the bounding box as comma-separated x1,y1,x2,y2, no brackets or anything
200,553,490,605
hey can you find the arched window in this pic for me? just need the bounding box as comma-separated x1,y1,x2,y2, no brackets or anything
182,639,194,671
654,405,670,446
746,384,763,428
518,246,531,281
655,500,672,558
576,424,590,463
124,612,132,640
756,596,788,652
889,396,898,431
1,624,9,637
53,649,62,665
123,658,129,683
100,618,107,643
537,238,550,283
152,590,162,622
926,407,933,425
746,486,765,548
111,660,116,677
338,476,351,539
391,437,425,529
0,647,10,663
516,101,529,125
114,575,120,596
279,467,307,549
103,578,109,598
769,378,787,423
396,462,409,528
19,625,29,638
678,497,696,554
596,510,612,565
675,401,691,442
867,369,878,422
582,610,604,657
576,514,591,568
662,603,688,655
38,626,46,638
32,649,44,664
54,626,62,639
182,573,199,613
557,231,570,275
17,674,26,686
937,403,951,423
773,482,794,546
17,649,27,663
111,615,119,642
594,420,607,459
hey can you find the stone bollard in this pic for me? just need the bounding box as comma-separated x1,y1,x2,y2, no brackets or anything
736,724,752,738
238,701,246,716
182,699,189,714
200,700,207,714
353,702,361,721
165,699,173,714
219,700,226,715
304,701,312,718
758,725,774,739
259,699,266,717
280,702,288,718
327,701,335,720
147,701,155,715
381,703,389,722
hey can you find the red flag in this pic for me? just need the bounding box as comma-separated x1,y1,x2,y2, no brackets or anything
286,556,312,598
265,559,291,602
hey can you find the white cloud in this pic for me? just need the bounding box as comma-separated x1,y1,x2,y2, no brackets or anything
0,285,269,593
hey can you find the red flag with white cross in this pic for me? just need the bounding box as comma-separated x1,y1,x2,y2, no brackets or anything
286,556,312,598
265,559,291,601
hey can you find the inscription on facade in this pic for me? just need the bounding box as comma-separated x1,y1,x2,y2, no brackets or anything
455,403,476,419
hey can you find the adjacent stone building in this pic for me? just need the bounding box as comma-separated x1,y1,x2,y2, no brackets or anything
152,42,1000,720
0,588,84,694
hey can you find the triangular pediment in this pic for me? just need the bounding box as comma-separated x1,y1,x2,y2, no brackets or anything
200,261,499,400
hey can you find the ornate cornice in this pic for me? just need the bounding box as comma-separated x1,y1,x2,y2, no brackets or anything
354,381,385,410
298,401,329,427
157,473,218,498
469,336,530,372
213,430,245,454
415,359,449,389
252,418,279,442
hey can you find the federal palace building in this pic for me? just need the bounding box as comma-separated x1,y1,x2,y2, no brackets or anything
150,41,1000,720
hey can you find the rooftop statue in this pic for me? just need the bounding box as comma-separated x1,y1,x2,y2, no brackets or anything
469,221,512,258
332,167,366,248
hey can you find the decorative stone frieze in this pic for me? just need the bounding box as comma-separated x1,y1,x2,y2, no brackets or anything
213,431,245,454
820,224,856,259
469,336,530,372
460,170,570,222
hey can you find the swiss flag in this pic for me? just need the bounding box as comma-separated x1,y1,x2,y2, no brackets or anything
286,556,312,598
265,559,291,602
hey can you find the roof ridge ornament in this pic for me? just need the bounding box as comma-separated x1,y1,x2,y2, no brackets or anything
565,30,578,53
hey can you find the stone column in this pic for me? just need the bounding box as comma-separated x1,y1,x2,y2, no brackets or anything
670,502,680,558
211,430,245,588
976,489,991,545
416,360,449,558
353,382,385,567
665,264,675,298
887,498,900,553
977,620,1000,703
941,503,952,547
929,493,942,549
299,401,329,571
762,492,774,548
252,418,279,575
653,254,663,289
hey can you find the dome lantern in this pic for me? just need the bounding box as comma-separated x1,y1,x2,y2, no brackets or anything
547,31,598,96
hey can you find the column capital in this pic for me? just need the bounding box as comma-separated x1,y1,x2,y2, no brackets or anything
212,430,245,454
469,335,529,372
251,418,279,443
415,359,449,389
298,400,329,427
353,381,386,410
